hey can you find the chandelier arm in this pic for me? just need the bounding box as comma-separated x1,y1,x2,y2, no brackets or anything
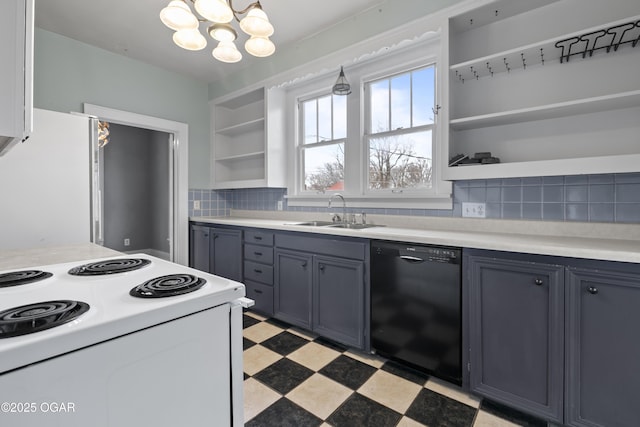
228,0,263,20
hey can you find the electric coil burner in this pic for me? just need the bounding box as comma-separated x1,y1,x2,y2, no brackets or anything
0,270,53,288
130,274,206,298
68,258,151,276
0,300,90,338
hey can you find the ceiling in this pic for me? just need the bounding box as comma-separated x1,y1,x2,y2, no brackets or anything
34,0,385,84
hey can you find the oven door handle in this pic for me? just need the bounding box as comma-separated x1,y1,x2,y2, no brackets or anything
399,255,425,263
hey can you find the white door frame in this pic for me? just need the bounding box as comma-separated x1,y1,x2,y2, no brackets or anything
83,103,189,266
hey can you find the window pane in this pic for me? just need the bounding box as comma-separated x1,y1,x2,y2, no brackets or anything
412,66,435,126
317,95,332,141
369,130,432,190
303,100,317,144
369,80,389,133
303,143,344,192
333,95,347,139
390,74,411,130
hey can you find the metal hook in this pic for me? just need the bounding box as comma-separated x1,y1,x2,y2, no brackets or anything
555,37,580,63
540,48,545,65
606,22,635,52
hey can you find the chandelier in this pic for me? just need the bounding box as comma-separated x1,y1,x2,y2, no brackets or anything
160,0,275,64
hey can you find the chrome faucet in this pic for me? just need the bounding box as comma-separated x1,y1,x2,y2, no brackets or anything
328,193,347,223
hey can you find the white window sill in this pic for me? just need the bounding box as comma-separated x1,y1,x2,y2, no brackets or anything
285,194,453,210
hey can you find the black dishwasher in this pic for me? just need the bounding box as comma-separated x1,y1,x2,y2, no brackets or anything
371,240,462,384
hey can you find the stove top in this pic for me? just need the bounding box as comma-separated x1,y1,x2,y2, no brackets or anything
0,270,53,288
0,254,245,374
68,258,151,276
130,274,206,298
0,300,90,339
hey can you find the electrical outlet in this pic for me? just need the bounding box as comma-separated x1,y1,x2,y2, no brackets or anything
124,238,130,246
277,200,283,211
462,202,486,218
193,200,201,210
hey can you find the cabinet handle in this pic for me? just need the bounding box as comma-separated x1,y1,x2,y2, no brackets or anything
254,251,263,256
253,269,262,274
203,233,209,238
534,278,543,286
319,264,325,271
587,286,598,295
301,261,307,268
254,236,263,241
253,289,263,294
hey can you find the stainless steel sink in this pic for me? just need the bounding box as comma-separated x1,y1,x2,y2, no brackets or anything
288,221,383,230
290,220,336,226
325,223,383,230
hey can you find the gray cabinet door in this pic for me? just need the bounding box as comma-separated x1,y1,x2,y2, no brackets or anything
190,225,210,272
313,255,365,349
274,249,313,329
467,255,564,422
210,228,242,282
566,267,640,427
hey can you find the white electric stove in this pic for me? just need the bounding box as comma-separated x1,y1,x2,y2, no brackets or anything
0,254,249,427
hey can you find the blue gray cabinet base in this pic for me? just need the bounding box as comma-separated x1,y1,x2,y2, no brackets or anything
189,224,242,282
464,249,640,426
274,232,369,350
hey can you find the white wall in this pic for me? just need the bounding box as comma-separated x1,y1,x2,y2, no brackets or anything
0,108,90,250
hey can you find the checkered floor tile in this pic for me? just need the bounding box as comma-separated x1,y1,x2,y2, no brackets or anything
242,311,547,427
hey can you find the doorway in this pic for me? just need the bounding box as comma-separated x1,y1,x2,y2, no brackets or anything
84,104,189,265
100,123,171,260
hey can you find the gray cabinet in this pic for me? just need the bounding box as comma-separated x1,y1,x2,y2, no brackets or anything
274,249,313,329
243,229,275,316
466,250,564,422
274,232,369,350
190,225,210,272
313,256,365,349
566,265,640,427
189,223,242,282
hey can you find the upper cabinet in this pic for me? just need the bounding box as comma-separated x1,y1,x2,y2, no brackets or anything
443,0,640,180
0,0,33,156
210,86,286,189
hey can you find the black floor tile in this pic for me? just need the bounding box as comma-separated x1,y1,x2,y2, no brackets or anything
253,358,314,395
243,314,261,329
244,337,256,350
314,336,348,353
381,359,430,385
266,317,292,329
481,399,547,427
326,393,402,427
245,397,323,427
405,388,476,427
319,355,377,390
261,331,309,356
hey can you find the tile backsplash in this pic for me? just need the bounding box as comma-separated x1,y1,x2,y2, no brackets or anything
190,173,640,223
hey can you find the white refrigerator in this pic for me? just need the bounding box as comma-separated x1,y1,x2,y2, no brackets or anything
0,108,92,250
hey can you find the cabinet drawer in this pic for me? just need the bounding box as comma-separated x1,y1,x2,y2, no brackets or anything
276,233,367,260
245,280,273,316
244,260,273,285
244,244,274,264
244,230,274,246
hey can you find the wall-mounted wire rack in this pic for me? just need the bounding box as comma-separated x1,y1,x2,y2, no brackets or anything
450,16,640,83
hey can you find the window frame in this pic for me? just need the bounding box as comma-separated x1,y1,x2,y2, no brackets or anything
363,62,437,195
286,38,452,210
297,92,347,194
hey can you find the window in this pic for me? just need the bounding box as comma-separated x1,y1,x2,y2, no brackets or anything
366,65,435,192
299,94,346,192
288,36,451,209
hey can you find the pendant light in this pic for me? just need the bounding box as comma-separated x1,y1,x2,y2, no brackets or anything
160,0,276,63
332,66,351,96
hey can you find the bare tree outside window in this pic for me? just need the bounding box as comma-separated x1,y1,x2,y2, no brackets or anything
369,132,432,190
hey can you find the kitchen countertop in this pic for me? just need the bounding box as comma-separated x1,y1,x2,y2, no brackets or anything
0,243,121,271
191,210,640,264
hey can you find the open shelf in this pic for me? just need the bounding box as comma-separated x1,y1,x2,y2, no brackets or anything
450,90,640,130
215,151,265,162
216,118,264,137
450,15,640,82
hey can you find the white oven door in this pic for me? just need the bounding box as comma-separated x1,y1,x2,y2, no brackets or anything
0,304,234,427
